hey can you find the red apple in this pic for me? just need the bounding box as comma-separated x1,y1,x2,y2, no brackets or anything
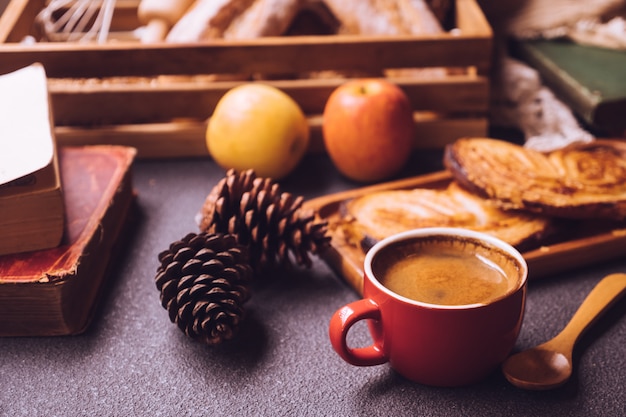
322,78,415,182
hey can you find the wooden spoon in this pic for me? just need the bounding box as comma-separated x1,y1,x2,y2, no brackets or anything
502,273,626,390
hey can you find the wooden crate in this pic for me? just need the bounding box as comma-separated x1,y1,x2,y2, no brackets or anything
0,0,492,158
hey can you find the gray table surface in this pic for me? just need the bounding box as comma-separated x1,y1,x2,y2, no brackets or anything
1,152,625,417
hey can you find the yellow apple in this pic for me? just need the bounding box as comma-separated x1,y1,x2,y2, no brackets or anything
206,83,310,180
322,78,415,182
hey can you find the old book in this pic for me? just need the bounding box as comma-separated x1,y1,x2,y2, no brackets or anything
0,145,136,337
0,63,64,256
513,39,626,131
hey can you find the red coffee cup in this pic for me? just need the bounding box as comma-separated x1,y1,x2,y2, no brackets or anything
329,227,528,387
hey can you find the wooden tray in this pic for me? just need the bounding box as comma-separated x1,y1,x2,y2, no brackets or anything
0,0,492,159
304,171,626,294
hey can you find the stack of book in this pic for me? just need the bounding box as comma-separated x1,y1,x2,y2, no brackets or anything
0,145,136,336
0,63,64,256
0,64,137,336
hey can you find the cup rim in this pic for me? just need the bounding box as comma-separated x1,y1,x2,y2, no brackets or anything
363,227,529,310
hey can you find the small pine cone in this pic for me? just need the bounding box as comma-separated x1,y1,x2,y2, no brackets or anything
198,169,331,274
155,232,253,345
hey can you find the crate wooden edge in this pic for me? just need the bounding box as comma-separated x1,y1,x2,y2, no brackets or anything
54,114,488,159
1,0,492,43
0,0,492,78
48,73,490,125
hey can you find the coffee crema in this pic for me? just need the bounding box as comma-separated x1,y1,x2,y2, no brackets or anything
373,236,521,306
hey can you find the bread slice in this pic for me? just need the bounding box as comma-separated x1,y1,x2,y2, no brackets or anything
444,138,626,219
339,181,552,250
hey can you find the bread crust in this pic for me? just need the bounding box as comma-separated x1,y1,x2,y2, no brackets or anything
444,138,626,219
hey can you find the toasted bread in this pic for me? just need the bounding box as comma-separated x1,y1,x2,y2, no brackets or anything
444,138,626,220
339,181,552,250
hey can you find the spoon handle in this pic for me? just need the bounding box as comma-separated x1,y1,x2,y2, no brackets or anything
553,273,626,349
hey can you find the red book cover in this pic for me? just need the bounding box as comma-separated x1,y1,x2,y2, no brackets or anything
0,145,136,336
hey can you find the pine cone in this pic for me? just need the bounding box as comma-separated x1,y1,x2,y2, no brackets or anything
198,169,330,274
155,232,253,345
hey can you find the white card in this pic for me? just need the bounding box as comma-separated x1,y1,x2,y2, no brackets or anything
0,63,54,186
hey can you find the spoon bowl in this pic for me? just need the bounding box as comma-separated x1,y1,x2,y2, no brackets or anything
502,273,626,390
503,346,572,390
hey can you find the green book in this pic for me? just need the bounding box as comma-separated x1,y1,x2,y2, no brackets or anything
514,39,626,131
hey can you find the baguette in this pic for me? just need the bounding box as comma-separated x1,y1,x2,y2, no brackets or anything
324,0,443,35
137,0,195,42
224,0,304,39
444,138,626,219
165,0,255,42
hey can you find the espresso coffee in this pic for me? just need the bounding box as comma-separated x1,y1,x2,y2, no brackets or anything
373,236,521,306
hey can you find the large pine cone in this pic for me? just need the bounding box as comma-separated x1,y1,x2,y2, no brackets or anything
198,169,330,274
155,232,253,345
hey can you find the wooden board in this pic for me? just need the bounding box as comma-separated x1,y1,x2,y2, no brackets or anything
304,171,626,294
51,113,488,159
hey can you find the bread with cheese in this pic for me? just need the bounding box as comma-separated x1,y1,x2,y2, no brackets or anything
338,181,552,250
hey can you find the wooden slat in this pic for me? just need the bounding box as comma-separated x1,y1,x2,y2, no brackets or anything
54,114,487,159
409,115,488,148
54,122,208,159
0,33,491,78
48,74,489,125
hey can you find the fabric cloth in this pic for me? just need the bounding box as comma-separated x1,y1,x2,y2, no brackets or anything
481,0,625,151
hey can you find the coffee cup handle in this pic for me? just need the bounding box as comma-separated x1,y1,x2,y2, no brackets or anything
329,298,387,366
